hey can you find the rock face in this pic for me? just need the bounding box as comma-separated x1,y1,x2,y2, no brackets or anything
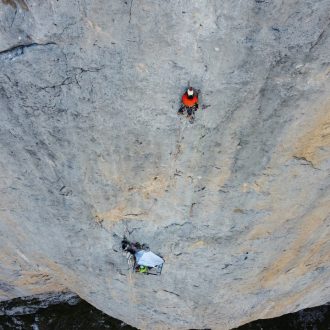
0,0,329,329
0,292,136,330
0,294,329,330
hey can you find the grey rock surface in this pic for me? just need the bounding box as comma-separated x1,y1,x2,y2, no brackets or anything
0,291,79,316
0,0,329,329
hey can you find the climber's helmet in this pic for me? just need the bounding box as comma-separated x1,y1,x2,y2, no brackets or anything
187,87,194,96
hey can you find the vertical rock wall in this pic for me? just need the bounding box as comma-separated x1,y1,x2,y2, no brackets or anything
0,0,329,329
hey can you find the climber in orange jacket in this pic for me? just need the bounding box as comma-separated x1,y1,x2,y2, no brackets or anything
178,87,199,122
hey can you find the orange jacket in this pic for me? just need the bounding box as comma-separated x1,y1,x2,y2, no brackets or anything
182,92,198,107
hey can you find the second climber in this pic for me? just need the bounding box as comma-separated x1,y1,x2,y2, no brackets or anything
178,87,199,123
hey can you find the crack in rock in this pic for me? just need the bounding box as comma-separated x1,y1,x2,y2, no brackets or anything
129,0,134,24
0,42,57,61
309,22,330,52
293,156,320,170
162,290,180,297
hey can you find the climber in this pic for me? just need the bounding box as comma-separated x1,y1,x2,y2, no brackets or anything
178,86,199,122
122,239,140,254
122,239,164,275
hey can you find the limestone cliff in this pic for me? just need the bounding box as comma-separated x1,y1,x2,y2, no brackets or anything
0,0,329,329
